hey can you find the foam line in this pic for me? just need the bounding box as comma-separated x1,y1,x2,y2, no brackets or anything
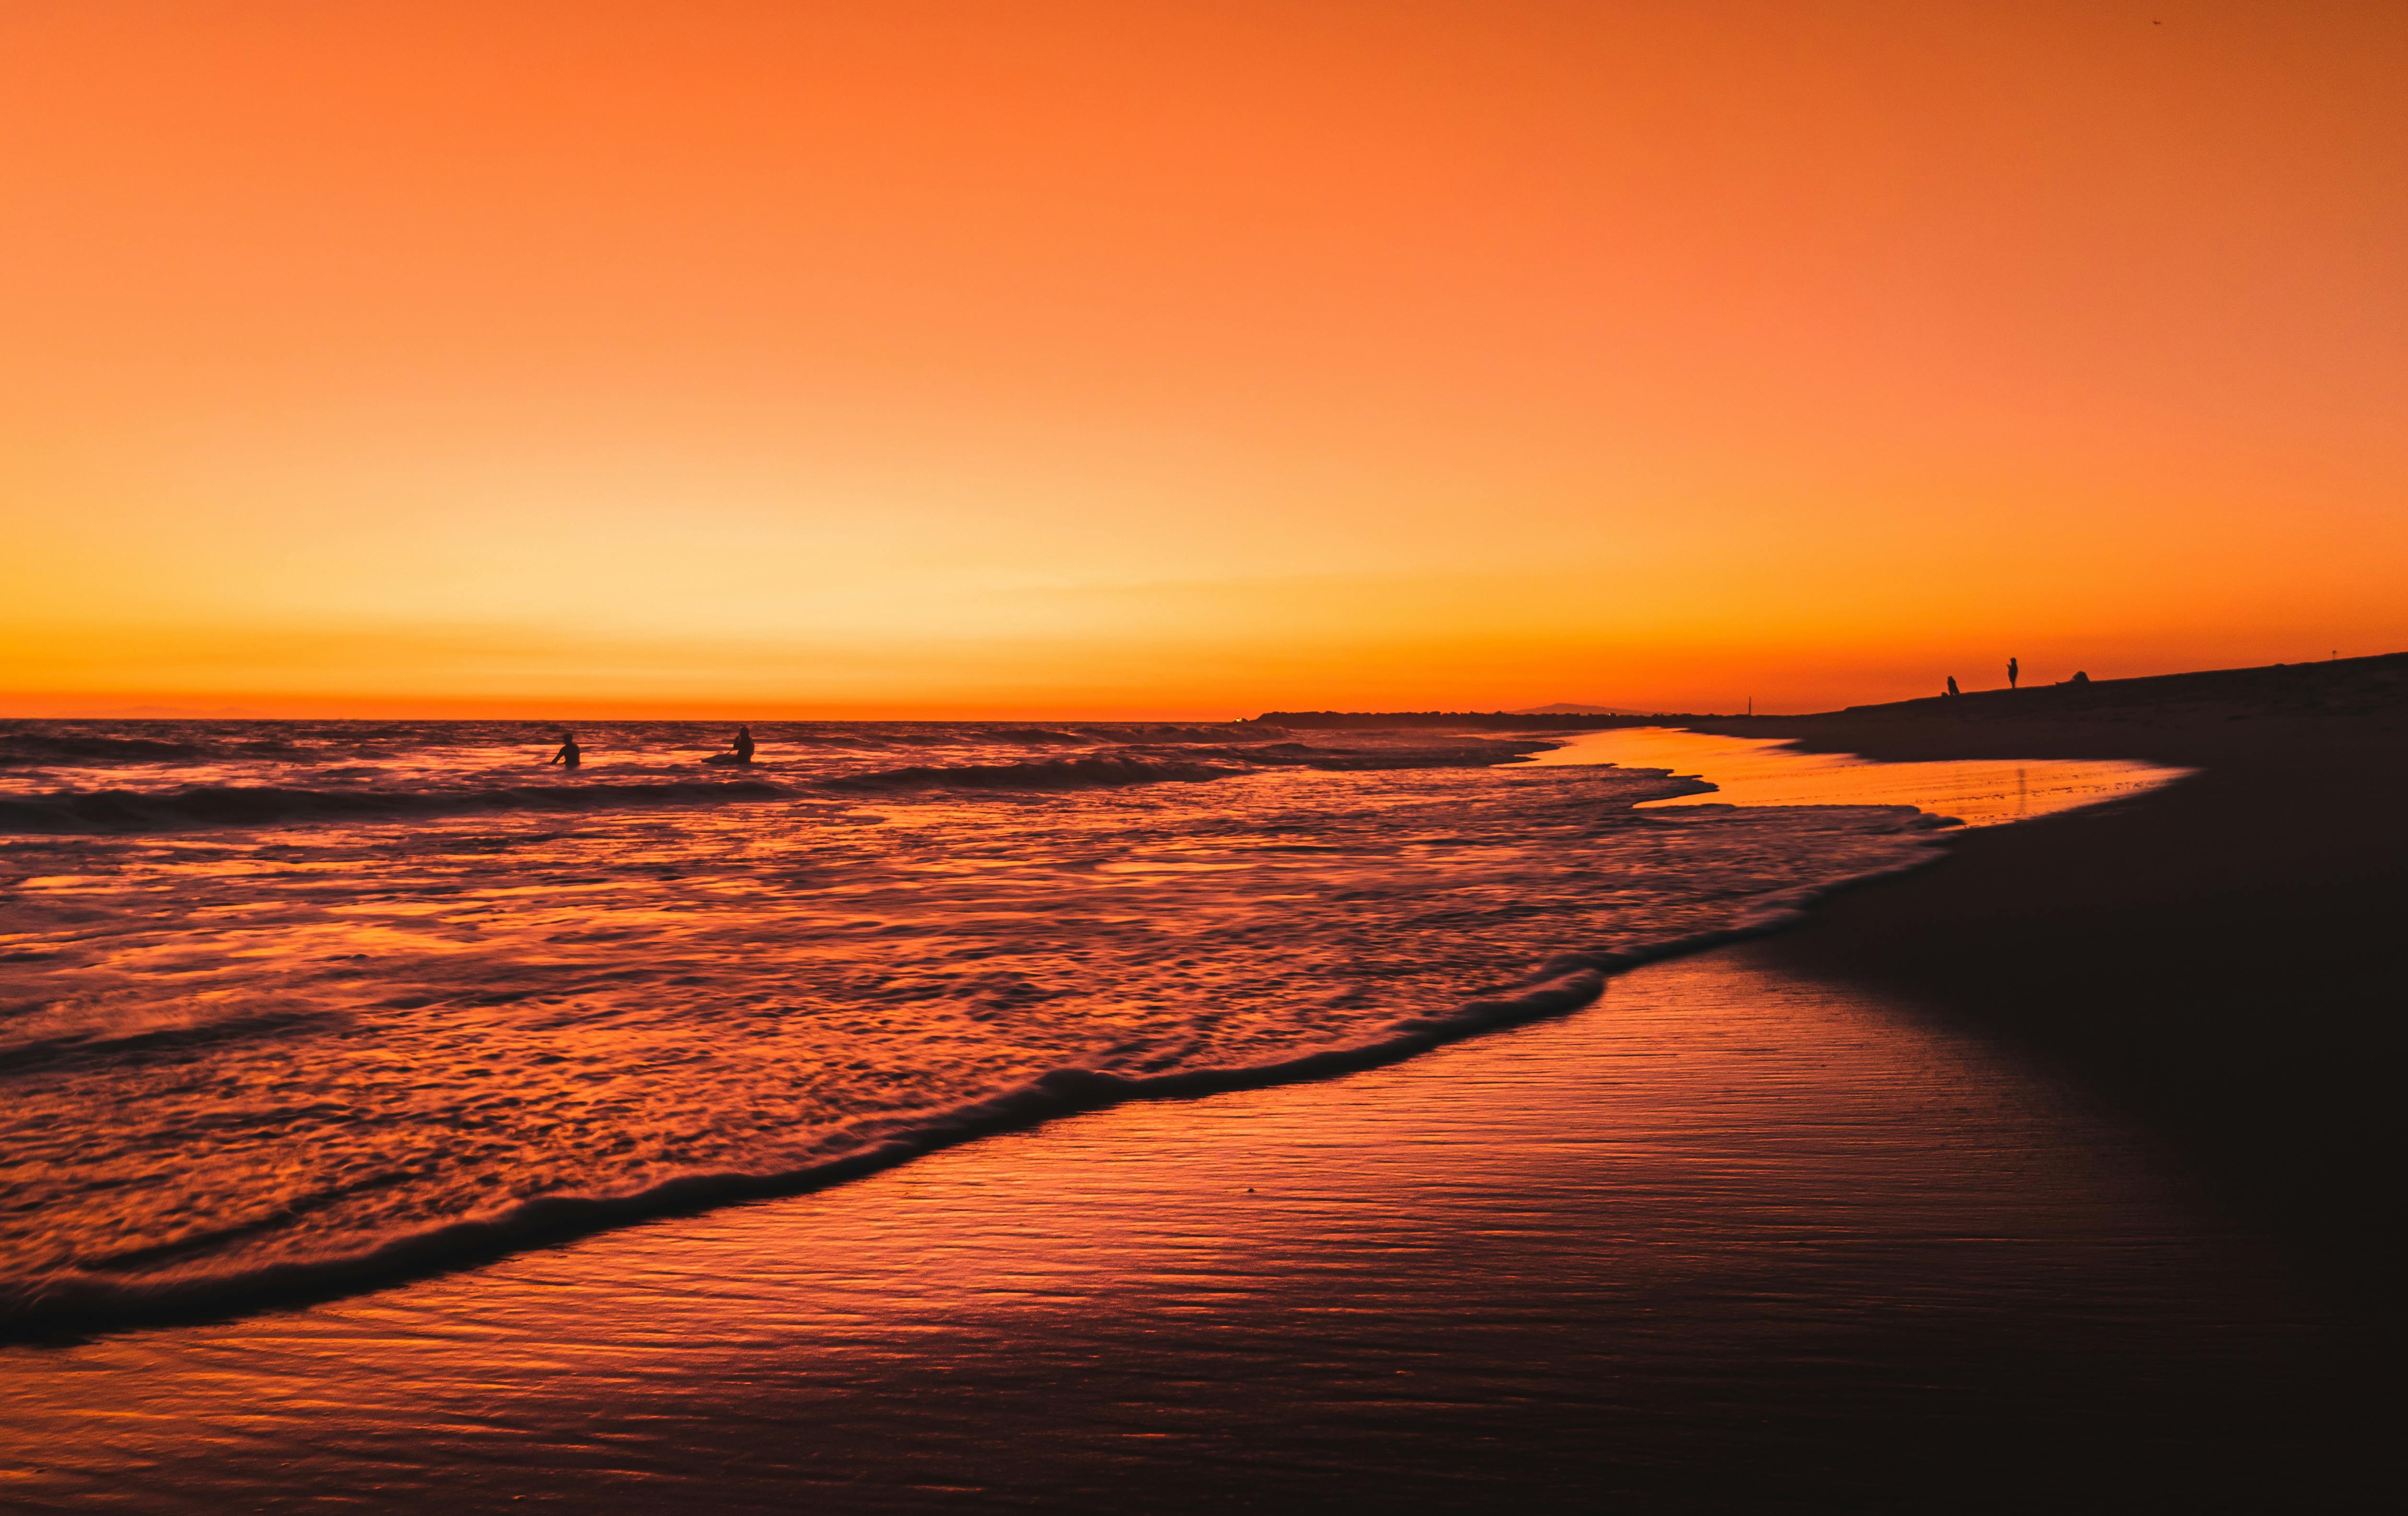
0,833,1953,1342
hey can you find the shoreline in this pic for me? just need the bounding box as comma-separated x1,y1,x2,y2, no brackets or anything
4,739,2164,1344
4,658,2394,1507
3,774,1973,1342
0,940,2357,1511
1675,654,2406,1298
0,674,2388,1511
15,665,2391,1338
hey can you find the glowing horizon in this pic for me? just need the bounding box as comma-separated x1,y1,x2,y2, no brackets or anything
6,2,2406,719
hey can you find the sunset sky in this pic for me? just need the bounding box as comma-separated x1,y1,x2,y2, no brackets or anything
4,1,2404,717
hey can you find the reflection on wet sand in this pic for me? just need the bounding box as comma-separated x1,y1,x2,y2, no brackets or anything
0,950,2325,1511
1524,725,2182,826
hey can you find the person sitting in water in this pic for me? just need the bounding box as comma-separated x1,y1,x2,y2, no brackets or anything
548,732,581,769
731,724,755,764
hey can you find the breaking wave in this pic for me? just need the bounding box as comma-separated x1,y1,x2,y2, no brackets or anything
826,755,1243,793
0,779,791,834
0,732,212,767
0,914,1857,1339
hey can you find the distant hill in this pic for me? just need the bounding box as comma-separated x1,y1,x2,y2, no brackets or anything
1508,702,1638,715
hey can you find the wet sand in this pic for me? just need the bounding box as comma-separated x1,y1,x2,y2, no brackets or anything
1687,651,2408,1292
4,665,2394,1510
0,952,2346,1512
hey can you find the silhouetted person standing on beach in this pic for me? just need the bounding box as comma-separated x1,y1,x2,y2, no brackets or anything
1946,676,1960,697
731,725,756,764
549,732,581,769
2007,656,2019,689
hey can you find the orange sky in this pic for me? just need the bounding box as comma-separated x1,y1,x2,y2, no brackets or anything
4,1,2405,717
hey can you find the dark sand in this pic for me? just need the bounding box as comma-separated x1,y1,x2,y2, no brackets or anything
3,657,2394,1511
1689,651,2408,1296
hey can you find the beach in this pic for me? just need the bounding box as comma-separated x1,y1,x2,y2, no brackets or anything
2,661,2391,1510
1691,653,2408,1294
0,952,2352,1513
12,4,2406,1507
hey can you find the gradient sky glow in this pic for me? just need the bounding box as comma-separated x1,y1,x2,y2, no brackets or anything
5,1,2405,716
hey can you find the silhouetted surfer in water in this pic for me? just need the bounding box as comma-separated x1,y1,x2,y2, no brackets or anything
548,732,582,769
705,726,756,765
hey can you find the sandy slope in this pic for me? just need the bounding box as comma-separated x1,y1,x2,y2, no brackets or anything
1688,652,2408,1296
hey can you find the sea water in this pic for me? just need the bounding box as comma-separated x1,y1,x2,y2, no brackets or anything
0,719,2145,1332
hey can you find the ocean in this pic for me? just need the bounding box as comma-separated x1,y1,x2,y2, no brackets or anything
0,718,2139,1334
